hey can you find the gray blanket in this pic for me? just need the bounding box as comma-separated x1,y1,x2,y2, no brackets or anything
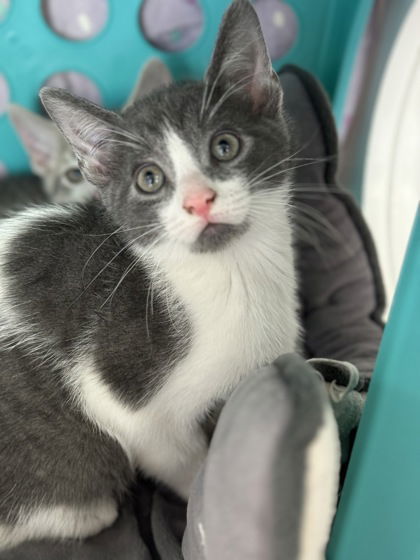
1,66,384,559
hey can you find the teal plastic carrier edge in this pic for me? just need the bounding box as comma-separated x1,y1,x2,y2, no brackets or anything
328,205,420,559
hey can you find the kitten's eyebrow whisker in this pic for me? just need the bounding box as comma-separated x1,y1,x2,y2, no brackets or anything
97,124,142,146
201,65,224,120
95,138,142,151
85,122,144,161
201,72,218,122
202,36,262,121
207,73,254,122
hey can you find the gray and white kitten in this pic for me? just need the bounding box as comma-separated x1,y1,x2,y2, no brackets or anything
0,0,299,549
7,59,172,204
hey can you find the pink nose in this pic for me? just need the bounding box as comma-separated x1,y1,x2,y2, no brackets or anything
183,187,216,219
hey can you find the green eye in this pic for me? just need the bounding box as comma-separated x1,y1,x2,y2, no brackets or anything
65,168,83,184
211,132,240,161
135,164,165,194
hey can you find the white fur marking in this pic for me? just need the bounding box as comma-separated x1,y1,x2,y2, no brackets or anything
298,405,340,560
0,500,117,551
198,522,207,550
162,128,250,246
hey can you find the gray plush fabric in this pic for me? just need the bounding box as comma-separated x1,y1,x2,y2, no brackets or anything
182,354,337,560
283,66,385,381
0,66,384,558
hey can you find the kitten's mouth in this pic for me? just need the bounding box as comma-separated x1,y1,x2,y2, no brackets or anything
202,223,227,235
192,222,247,253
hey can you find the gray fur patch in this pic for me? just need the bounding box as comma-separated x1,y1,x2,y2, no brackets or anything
0,203,190,522
0,341,131,523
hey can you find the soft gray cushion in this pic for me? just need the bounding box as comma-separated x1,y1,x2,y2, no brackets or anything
283,66,385,381
183,354,340,560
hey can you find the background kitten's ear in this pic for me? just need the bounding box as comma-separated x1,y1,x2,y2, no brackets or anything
122,58,172,110
40,87,128,188
205,0,282,117
8,104,63,177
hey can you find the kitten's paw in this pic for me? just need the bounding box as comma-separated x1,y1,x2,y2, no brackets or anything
0,499,118,550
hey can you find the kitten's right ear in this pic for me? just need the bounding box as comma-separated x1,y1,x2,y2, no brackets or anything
205,0,282,117
122,58,172,110
40,87,128,188
8,104,63,177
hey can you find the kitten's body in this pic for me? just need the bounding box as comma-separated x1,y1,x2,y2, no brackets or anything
0,193,296,546
0,0,299,549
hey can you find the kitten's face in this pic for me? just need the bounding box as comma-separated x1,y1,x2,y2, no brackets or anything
41,0,291,254
104,84,290,253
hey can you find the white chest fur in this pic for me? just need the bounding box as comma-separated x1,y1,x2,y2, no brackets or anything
149,229,299,422
72,211,299,497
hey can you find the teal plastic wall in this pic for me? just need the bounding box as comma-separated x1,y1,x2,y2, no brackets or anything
0,0,372,174
328,206,420,559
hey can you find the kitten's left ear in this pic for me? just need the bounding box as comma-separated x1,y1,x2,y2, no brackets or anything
205,0,282,117
122,58,172,110
40,87,128,188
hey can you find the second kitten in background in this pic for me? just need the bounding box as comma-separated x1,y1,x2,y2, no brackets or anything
7,59,172,204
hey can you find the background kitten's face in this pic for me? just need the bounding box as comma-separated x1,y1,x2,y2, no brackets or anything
8,104,97,204
41,0,291,254
43,147,96,204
